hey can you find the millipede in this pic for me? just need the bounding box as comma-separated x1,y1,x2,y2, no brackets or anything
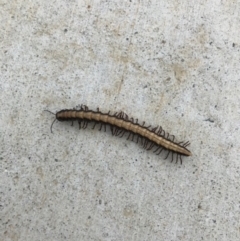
45,105,192,164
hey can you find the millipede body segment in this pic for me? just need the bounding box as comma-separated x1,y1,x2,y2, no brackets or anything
46,105,192,164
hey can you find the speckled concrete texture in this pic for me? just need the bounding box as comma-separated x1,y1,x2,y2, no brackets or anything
1,1,240,240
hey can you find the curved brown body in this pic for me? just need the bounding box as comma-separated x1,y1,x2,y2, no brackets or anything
55,107,192,159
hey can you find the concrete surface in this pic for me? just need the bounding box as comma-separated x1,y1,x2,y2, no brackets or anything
1,0,240,240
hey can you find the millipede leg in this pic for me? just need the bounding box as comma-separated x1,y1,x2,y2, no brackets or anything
146,142,154,150
143,140,146,148
171,151,174,163
113,127,119,136
143,139,149,149
82,122,85,129
153,147,160,153
119,130,125,137
116,112,122,118
116,129,123,136
98,123,106,132
151,126,158,133
165,150,170,160
157,127,162,135
183,141,190,147
127,132,132,140
82,121,88,129
136,135,140,143
92,122,98,129
110,126,115,135
122,112,127,119
78,121,81,129
156,148,164,155
82,105,88,110
111,127,116,135
145,140,150,149
162,129,165,137
115,129,119,136
81,121,85,129
180,155,183,165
